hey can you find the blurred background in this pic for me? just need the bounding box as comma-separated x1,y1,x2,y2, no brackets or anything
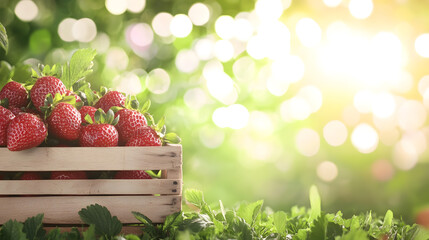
1,0,429,223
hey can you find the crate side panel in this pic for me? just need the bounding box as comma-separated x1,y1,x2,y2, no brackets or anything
0,145,182,171
0,195,181,224
0,179,181,195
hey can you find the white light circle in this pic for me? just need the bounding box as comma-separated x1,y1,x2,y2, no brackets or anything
393,140,419,170
323,120,348,146
323,0,342,7
234,18,253,41
214,40,234,62
170,14,193,38
115,72,142,95
418,75,429,95
58,18,77,42
184,88,208,109
397,100,427,131
317,161,338,182
351,123,379,153
297,85,323,113
105,0,127,15
188,3,210,26
371,92,396,119
127,0,145,13
255,0,283,20
194,38,215,60
72,18,97,43
296,18,322,47
146,68,170,94
175,49,199,73
296,128,320,157
106,47,129,70
152,12,173,37
215,15,235,40
353,90,374,114
348,0,373,19
415,34,429,58
15,0,38,22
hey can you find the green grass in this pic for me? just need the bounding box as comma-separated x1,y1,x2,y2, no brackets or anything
1,186,428,240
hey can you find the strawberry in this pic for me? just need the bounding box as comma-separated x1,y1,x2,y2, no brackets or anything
126,126,162,146
0,106,15,146
51,171,87,179
9,106,23,116
30,76,66,112
95,91,125,112
79,109,119,147
79,106,97,124
115,109,147,145
114,170,152,179
47,102,81,141
0,81,28,108
65,90,82,103
7,113,47,151
20,172,43,180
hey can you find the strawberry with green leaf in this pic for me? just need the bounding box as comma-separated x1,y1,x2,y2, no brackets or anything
114,170,152,179
0,81,28,108
126,114,181,147
95,90,126,113
7,113,47,151
79,109,119,147
79,106,97,124
30,76,66,112
51,171,87,179
42,93,82,141
114,99,150,145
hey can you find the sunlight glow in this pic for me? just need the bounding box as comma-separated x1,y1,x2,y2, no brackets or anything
255,0,283,20
348,0,373,19
15,0,38,22
170,14,193,38
323,120,348,147
188,3,210,26
296,128,320,157
152,12,173,37
176,49,199,73
351,123,379,153
317,161,338,182
296,18,322,47
415,34,429,58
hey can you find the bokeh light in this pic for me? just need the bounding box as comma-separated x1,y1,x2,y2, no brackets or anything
317,161,338,182
323,120,348,147
105,0,127,15
152,12,173,37
170,14,193,38
323,0,342,8
188,3,210,26
296,128,320,157
415,34,429,58
348,0,373,19
296,18,322,48
14,0,38,22
72,18,97,43
351,123,379,153
146,68,170,94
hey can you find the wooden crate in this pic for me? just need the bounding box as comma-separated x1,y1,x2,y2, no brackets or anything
0,144,182,229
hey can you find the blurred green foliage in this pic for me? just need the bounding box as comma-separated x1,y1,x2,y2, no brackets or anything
2,0,429,225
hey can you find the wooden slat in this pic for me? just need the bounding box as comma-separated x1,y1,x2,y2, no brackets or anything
0,179,182,195
0,145,182,171
0,195,181,224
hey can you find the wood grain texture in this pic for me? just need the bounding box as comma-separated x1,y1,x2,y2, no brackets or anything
0,179,182,195
0,145,182,171
0,195,181,224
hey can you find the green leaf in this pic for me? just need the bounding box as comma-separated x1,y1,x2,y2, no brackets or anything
130,99,139,110
309,185,321,223
106,109,114,124
23,213,45,240
340,229,369,240
308,214,327,240
112,116,120,126
273,211,287,235
156,116,165,132
94,109,103,124
132,211,153,226
78,204,122,238
236,200,264,226
123,234,141,240
140,100,151,113
164,132,181,144
62,48,97,89
382,210,393,229
185,189,205,209
0,219,27,240
82,225,96,240
163,211,183,232
85,114,94,124
0,61,12,90
45,228,62,240
0,22,8,54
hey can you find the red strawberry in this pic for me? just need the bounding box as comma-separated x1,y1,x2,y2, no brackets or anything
126,126,162,146
7,113,47,151
80,124,118,147
30,76,66,112
65,90,82,103
9,106,23,116
114,170,152,179
51,171,87,179
79,106,97,124
0,81,28,108
95,91,125,112
20,172,43,180
115,109,147,145
0,106,15,146
47,102,81,141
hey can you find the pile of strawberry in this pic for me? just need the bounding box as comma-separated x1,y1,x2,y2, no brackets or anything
0,49,180,152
